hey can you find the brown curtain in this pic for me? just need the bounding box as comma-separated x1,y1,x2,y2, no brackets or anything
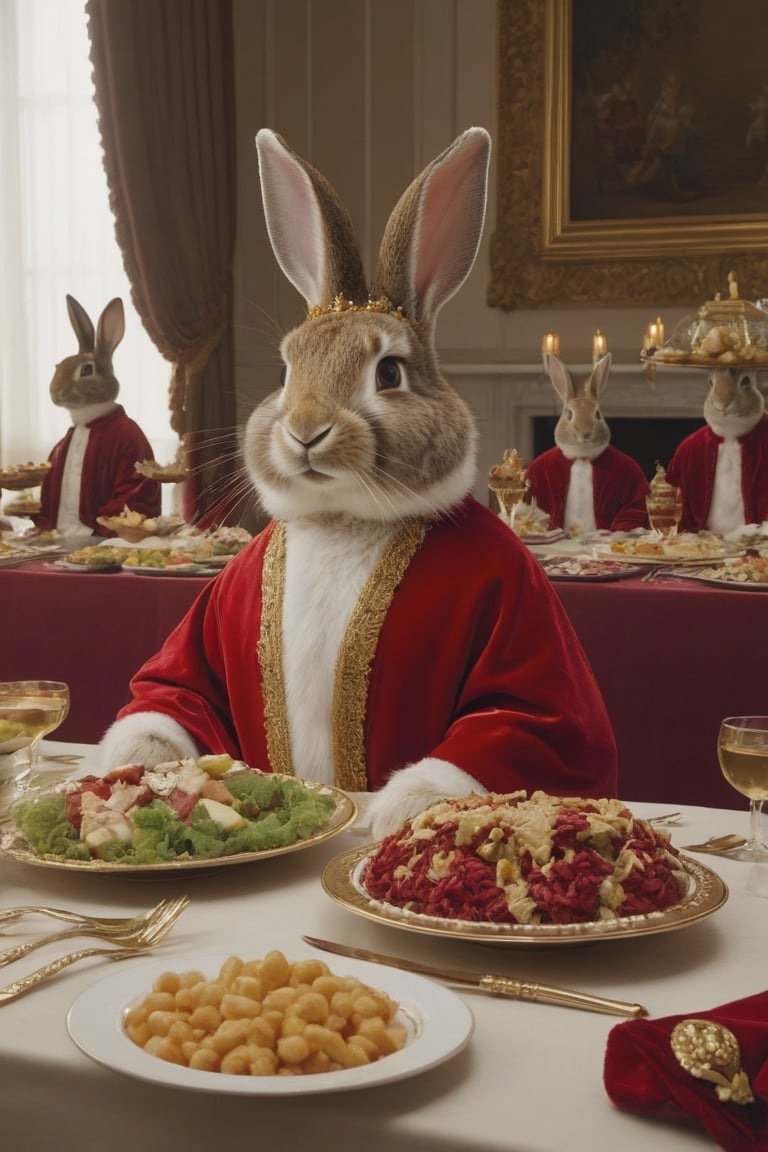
86,0,242,525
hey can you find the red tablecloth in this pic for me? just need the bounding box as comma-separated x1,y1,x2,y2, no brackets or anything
3,559,761,808
552,574,764,811
1,559,208,745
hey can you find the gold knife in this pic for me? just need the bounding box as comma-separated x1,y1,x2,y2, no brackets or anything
302,936,648,1019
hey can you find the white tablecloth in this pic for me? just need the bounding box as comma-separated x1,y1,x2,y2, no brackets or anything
1,742,766,1152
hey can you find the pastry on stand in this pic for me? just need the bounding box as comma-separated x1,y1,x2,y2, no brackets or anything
646,462,683,538
488,449,529,529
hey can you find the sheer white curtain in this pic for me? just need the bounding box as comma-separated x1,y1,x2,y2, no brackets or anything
0,0,174,480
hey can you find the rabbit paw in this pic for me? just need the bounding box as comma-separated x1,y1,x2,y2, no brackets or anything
366,758,486,840
99,711,200,771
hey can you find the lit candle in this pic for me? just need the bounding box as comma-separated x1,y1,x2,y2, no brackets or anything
645,321,659,350
655,315,665,345
541,331,560,355
592,329,607,361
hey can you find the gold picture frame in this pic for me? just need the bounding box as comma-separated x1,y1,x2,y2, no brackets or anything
488,0,768,310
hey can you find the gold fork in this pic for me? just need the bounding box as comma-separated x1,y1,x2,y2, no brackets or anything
0,902,175,930
0,895,189,1004
0,897,188,968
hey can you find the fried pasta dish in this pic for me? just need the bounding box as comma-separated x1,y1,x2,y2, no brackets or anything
125,951,407,1076
362,792,689,926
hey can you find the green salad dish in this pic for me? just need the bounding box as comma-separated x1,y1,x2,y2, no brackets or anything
1,757,357,873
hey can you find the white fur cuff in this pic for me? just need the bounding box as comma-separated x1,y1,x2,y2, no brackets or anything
99,711,200,771
365,758,486,840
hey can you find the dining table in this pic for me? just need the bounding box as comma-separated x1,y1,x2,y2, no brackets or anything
2,543,766,808
0,740,766,1152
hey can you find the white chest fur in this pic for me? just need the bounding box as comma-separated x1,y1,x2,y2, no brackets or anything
564,458,596,533
708,439,745,535
281,519,396,783
57,424,91,535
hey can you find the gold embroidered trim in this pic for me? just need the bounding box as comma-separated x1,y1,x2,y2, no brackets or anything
332,520,428,792
258,522,294,776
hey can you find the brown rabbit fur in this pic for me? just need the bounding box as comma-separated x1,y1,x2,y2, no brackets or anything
99,127,618,840
49,295,124,409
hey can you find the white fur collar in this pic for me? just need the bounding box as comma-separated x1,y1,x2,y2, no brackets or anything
68,401,118,426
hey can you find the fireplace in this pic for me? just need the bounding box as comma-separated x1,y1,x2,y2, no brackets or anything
532,416,702,480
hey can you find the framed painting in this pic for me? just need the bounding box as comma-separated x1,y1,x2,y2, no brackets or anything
488,0,768,310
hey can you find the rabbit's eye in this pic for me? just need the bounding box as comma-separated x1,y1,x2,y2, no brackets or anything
80,363,94,377
376,357,402,391
740,375,752,389
595,408,602,420
280,366,287,387
564,406,573,421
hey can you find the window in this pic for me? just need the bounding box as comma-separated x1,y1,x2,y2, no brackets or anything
0,0,175,492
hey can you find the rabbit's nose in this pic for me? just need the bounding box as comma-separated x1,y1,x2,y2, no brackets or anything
286,423,332,450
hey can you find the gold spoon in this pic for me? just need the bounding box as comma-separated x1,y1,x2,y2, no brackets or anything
680,833,747,854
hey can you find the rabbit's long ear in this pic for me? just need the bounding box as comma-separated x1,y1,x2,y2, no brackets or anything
66,295,95,353
374,127,490,335
587,352,611,401
543,352,575,404
95,298,125,366
255,129,368,309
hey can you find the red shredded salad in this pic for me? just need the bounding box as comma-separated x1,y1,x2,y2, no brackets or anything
362,791,689,926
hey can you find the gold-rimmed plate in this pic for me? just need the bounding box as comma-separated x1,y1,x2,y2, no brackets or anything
667,565,768,591
540,558,646,582
121,563,212,578
593,546,740,567
0,781,357,875
321,845,727,947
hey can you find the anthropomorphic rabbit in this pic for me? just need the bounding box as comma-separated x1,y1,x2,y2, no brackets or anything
666,367,768,534
32,295,161,538
525,352,649,533
100,127,617,838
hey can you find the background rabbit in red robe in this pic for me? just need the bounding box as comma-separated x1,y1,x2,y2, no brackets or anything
526,352,649,533
666,367,768,534
32,295,161,538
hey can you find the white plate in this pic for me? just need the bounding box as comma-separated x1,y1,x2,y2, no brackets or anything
53,558,123,573
517,528,567,544
66,950,474,1096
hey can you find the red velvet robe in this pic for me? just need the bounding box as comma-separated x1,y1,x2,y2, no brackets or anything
34,406,161,534
666,414,768,532
526,447,649,531
116,497,618,798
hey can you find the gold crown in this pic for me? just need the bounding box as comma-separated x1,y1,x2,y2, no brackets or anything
308,294,410,324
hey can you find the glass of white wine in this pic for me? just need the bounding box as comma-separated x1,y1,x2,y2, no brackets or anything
717,716,768,862
0,681,70,785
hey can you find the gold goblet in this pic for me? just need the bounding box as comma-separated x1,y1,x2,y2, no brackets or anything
717,716,768,862
0,681,70,786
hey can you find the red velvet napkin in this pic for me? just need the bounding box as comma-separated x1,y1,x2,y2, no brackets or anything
603,990,768,1151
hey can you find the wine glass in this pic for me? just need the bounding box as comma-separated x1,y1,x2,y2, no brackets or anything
717,716,768,861
0,681,70,786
